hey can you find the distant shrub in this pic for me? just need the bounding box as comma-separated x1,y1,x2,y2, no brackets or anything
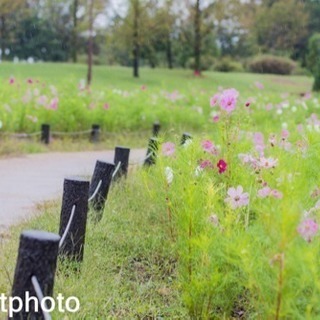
306,33,320,91
291,66,311,76
213,57,244,72
186,55,216,71
306,33,320,74
77,54,102,65
249,55,296,75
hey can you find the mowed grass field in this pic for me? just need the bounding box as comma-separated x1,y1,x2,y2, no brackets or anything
0,62,313,93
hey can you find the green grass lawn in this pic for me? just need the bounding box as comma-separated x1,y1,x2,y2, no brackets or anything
0,62,313,94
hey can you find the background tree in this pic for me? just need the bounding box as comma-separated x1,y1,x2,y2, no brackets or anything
306,33,320,91
255,0,308,55
0,0,24,60
72,0,80,63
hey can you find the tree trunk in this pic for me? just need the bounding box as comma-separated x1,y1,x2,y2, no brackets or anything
166,35,173,69
0,15,6,61
194,0,201,75
133,0,139,78
72,0,79,63
87,0,94,87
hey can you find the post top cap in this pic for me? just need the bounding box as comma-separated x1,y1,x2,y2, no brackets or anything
96,160,115,166
22,230,60,242
64,176,90,183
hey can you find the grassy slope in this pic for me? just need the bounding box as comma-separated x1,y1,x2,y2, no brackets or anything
0,173,187,319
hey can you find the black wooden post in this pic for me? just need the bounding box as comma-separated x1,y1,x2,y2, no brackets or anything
10,230,60,319
144,137,158,166
181,132,192,145
114,146,130,180
90,124,100,143
152,122,161,137
59,177,89,262
41,124,50,144
89,161,115,221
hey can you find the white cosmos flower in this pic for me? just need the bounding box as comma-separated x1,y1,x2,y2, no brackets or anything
195,166,203,177
183,139,193,148
165,167,173,184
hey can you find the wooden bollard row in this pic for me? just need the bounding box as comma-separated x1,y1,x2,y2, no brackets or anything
9,127,194,319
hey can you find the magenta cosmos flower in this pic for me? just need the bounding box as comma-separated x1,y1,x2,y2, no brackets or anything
297,219,318,242
162,142,175,156
217,159,227,174
219,88,239,113
225,185,249,209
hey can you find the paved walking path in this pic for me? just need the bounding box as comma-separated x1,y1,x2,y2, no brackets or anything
0,149,146,230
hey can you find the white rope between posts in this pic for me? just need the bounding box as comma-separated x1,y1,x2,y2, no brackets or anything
51,129,92,136
88,180,102,202
31,276,52,320
59,205,76,248
112,161,122,179
0,131,41,138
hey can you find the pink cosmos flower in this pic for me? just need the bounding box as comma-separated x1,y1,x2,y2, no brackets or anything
265,103,273,111
279,140,292,152
217,159,227,174
238,153,255,165
48,97,59,110
269,134,277,147
199,160,213,169
258,187,272,198
303,92,312,100
202,140,219,155
210,94,220,107
162,142,175,157
253,132,264,146
253,132,265,155
213,114,220,122
27,78,33,84
281,129,289,139
141,85,147,91
297,219,318,242
225,186,249,209
9,77,15,84
297,124,304,133
257,157,278,169
37,95,48,106
103,103,110,110
255,81,264,90
270,189,283,199
219,88,239,113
